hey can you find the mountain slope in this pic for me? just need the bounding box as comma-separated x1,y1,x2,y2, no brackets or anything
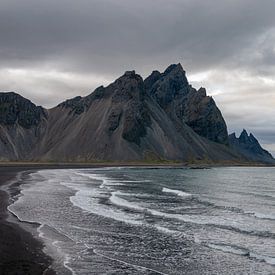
229,130,275,164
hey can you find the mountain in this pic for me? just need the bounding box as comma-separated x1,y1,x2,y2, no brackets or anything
33,69,238,162
145,64,229,145
0,64,272,164
229,130,275,164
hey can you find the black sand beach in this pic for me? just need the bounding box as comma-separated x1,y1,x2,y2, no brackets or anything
0,166,57,275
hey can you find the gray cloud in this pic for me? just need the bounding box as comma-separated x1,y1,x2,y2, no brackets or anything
0,0,274,153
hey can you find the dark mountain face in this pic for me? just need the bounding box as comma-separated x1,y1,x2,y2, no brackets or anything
0,92,47,160
145,64,229,145
57,71,151,146
100,71,152,146
229,130,275,164
145,64,190,109
0,92,46,128
0,64,272,164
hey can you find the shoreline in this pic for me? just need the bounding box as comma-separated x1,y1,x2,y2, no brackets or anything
0,164,107,275
1,163,274,274
0,167,56,274
0,160,274,169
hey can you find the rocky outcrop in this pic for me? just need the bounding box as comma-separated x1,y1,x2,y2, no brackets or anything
0,92,46,128
229,130,275,164
145,64,229,145
0,92,47,160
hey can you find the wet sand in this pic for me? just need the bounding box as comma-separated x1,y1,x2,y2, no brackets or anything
0,166,57,275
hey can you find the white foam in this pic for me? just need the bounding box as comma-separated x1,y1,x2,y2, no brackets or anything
63,255,77,275
155,226,186,238
84,245,169,275
207,243,249,256
250,252,275,265
162,187,192,198
71,194,143,226
147,208,275,237
67,181,262,237
8,204,38,224
253,212,275,220
107,191,224,229
37,224,77,275
204,243,275,266
61,181,143,226
75,172,125,189
109,191,145,211
107,191,214,229
122,180,152,183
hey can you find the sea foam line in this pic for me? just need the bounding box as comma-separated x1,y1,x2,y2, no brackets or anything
85,245,169,275
109,191,144,211
207,243,275,266
75,179,275,243
253,212,275,221
75,172,125,189
162,187,192,198
37,224,77,275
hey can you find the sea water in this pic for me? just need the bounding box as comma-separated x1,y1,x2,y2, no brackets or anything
7,167,275,274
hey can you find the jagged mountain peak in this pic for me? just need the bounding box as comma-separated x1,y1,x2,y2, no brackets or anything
237,129,261,145
163,63,185,75
114,70,143,86
197,87,207,96
145,65,228,145
145,63,188,93
122,70,137,77
229,130,274,164
163,63,188,84
109,71,145,103
239,129,250,143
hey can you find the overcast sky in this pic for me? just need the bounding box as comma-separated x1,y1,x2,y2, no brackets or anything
0,0,274,153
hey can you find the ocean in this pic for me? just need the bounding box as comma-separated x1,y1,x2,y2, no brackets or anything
7,167,275,274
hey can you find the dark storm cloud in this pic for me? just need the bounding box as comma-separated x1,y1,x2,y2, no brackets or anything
1,0,275,73
0,0,274,152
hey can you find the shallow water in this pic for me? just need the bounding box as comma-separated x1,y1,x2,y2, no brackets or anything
8,167,275,274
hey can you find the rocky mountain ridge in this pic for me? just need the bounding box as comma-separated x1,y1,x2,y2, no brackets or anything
0,64,273,164
229,130,274,164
